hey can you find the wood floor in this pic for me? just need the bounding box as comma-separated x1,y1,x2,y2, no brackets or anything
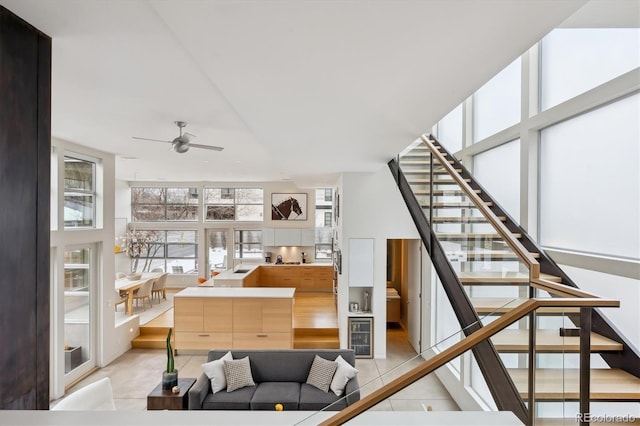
133,292,339,349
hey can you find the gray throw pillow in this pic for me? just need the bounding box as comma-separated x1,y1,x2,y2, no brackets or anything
306,355,338,393
224,356,255,392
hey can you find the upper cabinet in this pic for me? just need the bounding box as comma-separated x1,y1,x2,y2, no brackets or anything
262,228,316,247
348,238,374,287
274,228,301,246
262,228,275,246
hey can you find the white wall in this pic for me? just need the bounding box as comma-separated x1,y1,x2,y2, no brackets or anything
338,168,419,358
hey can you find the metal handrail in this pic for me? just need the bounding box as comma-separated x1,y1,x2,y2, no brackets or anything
420,134,540,279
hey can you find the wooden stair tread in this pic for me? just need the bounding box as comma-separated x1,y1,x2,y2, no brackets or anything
430,202,493,207
509,368,640,400
458,250,540,260
472,297,579,314
408,178,470,184
459,272,562,284
492,329,623,352
432,216,506,223
413,189,480,195
437,233,522,239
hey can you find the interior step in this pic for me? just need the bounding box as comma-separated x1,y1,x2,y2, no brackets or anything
131,326,171,349
509,368,640,401
472,297,579,315
131,309,173,349
294,327,339,349
491,329,623,353
430,201,493,208
462,250,540,260
459,272,562,285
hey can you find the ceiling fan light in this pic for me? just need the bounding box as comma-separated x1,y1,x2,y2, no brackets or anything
172,141,190,153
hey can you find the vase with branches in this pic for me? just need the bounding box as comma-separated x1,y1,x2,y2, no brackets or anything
119,229,160,273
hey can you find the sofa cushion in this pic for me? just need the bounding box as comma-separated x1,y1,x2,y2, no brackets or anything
201,385,256,410
330,355,359,396
202,350,233,393
299,383,347,411
224,356,255,392
250,382,300,410
306,355,338,392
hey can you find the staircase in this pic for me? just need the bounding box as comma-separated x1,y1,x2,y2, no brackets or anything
392,136,640,424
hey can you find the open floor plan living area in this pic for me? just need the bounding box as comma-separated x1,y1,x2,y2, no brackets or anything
0,1,638,425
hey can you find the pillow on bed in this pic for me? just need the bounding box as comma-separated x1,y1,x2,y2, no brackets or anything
202,351,233,393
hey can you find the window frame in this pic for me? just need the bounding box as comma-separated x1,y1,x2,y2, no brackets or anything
63,154,97,229
131,187,199,222
204,187,264,222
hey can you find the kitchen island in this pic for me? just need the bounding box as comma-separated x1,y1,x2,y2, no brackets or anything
173,287,295,352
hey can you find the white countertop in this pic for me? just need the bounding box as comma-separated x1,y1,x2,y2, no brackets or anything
261,263,332,267
212,264,260,283
175,287,295,298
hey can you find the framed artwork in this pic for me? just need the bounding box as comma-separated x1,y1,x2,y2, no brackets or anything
271,193,307,220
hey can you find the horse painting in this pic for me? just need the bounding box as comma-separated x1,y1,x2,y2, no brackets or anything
272,196,305,220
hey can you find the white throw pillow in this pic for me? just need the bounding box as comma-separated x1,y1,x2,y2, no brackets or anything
201,351,233,393
330,355,359,396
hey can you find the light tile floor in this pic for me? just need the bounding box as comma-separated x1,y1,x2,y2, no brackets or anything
55,326,460,412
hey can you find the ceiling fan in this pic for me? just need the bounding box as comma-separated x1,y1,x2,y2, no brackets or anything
132,121,224,153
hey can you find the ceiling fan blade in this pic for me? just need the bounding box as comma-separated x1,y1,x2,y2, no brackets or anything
183,132,197,142
190,143,224,152
132,136,171,144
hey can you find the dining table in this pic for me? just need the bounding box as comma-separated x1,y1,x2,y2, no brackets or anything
115,273,162,316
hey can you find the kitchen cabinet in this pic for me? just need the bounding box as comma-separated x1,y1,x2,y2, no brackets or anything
174,288,293,351
258,265,332,292
232,298,292,349
348,238,374,287
262,228,275,246
274,228,301,246
174,298,233,350
262,227,315,247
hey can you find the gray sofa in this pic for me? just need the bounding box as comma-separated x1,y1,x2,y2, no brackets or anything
188,349,360,411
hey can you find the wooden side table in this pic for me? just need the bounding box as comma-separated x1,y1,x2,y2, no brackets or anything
147,378,196,410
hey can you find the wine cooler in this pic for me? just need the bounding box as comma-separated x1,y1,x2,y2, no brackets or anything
348,317,373,358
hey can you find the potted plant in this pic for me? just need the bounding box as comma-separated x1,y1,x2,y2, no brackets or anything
162,328,178,390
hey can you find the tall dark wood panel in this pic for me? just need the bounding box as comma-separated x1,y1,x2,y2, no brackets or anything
0,6,51,409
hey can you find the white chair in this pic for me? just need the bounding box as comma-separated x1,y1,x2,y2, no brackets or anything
114,290,127,312
132,278,154,310
115,272,127,279
51,377,116,410
151,273,168,303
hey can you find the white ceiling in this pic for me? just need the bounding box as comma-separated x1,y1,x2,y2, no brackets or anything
0,0,592,187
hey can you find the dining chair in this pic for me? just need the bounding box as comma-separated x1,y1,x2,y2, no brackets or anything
51,377,116,410
115,272,127,279
132,278,154,310
114,290,127,312
151,273,168,303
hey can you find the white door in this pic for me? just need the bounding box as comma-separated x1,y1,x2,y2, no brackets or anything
406,239,422,353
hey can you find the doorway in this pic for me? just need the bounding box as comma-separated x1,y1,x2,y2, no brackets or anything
386,239,423,354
